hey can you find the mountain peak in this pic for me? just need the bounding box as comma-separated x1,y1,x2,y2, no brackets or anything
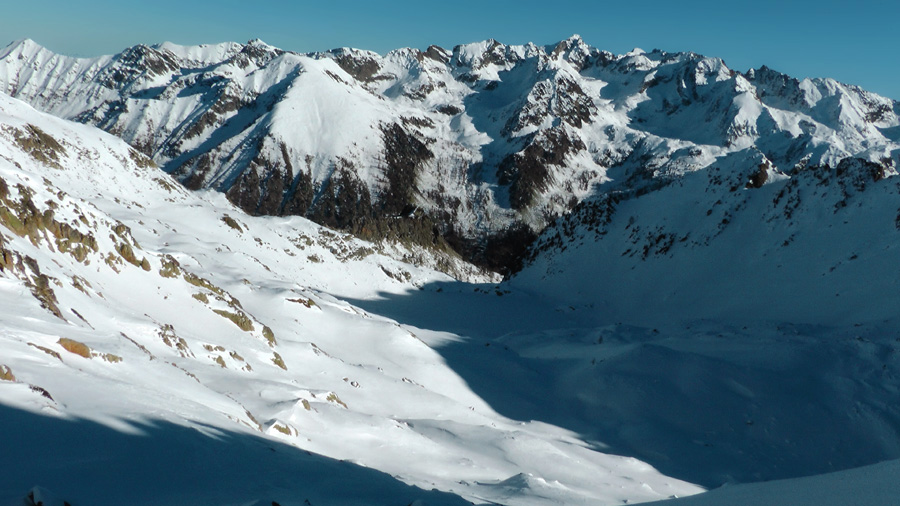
548,34,593,67
7,38,43,50
0,38,47,59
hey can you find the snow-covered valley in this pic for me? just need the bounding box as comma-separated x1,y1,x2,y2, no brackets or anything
2,34,900,506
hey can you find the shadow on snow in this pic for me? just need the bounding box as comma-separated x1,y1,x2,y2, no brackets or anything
0,402,472,506
341,279,900,489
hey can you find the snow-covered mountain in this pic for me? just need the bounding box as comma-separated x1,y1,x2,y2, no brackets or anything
4,34,900,506
0,88,704,505
512,141,900,326
2,36,896,272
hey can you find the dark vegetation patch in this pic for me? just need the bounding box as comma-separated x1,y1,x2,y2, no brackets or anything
6,124,66,169
288,297,317,308
400,116,435,129
0,179,114,318
214,122,542,275
213,309,255,332
0,177,99,265
225,142,307,217
128,148,156,168
308,160,373,231
222,214,243,232
289,124,458,257
446,223,539,275
435,104,462,115
379,123,433,215
498,128,585,210
745,162,771,189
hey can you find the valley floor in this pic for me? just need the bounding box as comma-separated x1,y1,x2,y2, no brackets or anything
6,272,900,505
344,280,900,490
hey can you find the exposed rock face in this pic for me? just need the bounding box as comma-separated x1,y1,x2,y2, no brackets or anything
1,36,897,273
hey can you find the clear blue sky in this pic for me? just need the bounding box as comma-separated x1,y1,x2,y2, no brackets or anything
3,0,898,100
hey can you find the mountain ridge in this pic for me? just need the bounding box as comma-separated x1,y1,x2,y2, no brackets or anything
2,36,896,274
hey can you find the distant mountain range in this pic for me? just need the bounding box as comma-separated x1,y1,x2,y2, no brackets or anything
2,36,896,273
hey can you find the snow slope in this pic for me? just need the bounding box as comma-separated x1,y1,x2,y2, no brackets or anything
513,149,900,326
647,458,900,506
0,92,700,505
345,280,900,492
